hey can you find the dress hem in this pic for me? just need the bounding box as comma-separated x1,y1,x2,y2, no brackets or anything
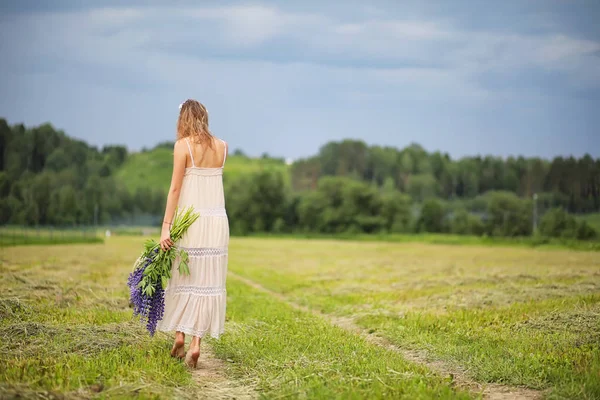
156,324,225,339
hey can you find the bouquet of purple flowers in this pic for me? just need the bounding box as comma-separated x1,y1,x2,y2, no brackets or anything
127,206,200,335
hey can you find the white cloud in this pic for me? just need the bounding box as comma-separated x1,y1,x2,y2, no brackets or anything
451,31,600,69
199,5,326,47
86,7,145,26
536,34,600,63
0,2,598,159
332,19,452,40
4,3,597,86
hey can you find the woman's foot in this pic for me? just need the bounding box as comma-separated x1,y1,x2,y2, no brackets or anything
185,336,201,368
185,347,200,369
170,332,185,359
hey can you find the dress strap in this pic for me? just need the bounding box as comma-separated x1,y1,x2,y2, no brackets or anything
221,139,228,168
184,138,196,167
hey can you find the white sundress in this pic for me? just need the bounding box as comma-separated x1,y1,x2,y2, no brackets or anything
156,137,229,338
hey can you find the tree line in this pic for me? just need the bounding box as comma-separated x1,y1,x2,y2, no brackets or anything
290,140,600,213
0,120,165,226
0,119,598,240
225,172,596,240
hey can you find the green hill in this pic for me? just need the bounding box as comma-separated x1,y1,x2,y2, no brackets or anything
116,147,290,192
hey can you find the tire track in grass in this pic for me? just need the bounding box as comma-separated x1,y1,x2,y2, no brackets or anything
189,341,257,400
220,272,472,399
228,271,542,400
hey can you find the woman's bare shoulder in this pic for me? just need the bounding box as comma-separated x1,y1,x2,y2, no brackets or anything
173,138,189,153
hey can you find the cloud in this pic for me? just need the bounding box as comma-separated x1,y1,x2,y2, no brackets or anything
4,3,597,87
0,1,598,159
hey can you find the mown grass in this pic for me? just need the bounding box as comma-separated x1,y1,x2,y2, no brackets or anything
105,226,160,236
228,237,600,399
3,226,599,251
0,227,102,247
0,239,208,399
116,147,289,192
1,236,471,399
249,232,600,252
3,236,599,399
358,297,600,400
210,274,473,399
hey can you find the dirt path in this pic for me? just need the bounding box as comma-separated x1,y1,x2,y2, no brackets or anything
185,340,257,400
228,271,543,400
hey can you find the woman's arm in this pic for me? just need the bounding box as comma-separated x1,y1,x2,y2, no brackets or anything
160,140,187,251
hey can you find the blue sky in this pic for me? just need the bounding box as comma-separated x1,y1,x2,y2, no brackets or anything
0,0,599,160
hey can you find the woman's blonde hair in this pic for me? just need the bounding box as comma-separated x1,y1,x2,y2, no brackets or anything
177,99,213,147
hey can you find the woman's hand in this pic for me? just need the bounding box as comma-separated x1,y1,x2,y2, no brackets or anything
160,225,174,251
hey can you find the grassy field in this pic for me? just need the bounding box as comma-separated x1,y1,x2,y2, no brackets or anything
1,237,599,399
3,225,599,251
0,227,103,247
116,148,289,192
250,232,600,252
230,238,600,399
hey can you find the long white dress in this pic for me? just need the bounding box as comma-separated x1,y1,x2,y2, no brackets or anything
156,138,229,339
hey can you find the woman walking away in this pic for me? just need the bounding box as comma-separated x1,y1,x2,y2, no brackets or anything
156,99,229,369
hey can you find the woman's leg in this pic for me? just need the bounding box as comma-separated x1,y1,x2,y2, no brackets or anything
186,336,201,368
170,331,185,358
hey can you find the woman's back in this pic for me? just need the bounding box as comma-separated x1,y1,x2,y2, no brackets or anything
184,137,228,169
180,136,228,211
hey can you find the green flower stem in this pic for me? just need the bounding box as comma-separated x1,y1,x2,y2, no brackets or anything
135,206,200,295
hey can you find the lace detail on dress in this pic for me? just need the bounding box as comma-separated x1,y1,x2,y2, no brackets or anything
179,247,228,257
168,285,226,296
157,323,224,339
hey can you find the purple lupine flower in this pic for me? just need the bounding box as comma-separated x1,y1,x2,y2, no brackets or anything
127,261,166,335
127,266,145,314
146,285,165,336
127,268,144,296
141,292,152,317
127,265,144,289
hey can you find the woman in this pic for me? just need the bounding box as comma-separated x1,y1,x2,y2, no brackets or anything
155,99,229,369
